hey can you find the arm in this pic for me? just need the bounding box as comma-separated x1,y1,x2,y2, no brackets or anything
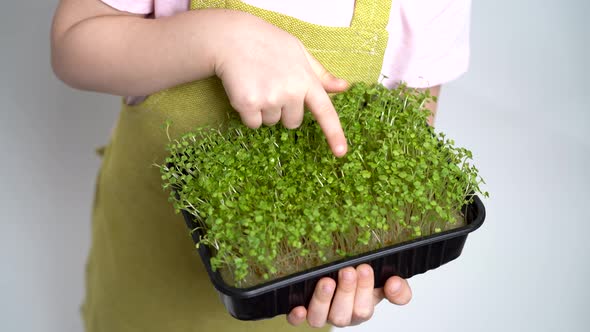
51,0,254,96
422,85,441,126
51,0,348,156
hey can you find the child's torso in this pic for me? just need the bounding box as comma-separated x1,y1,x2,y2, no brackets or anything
85,1,392,331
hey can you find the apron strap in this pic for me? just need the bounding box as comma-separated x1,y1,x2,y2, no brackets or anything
192,0,225,9
350,0,392,30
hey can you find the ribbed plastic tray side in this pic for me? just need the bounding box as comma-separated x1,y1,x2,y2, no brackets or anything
181,195,485,320
214,235,467,320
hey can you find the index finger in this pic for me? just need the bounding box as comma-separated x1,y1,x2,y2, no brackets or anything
305,82,348,157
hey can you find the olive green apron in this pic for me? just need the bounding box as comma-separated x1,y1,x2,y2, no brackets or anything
83,0,391,331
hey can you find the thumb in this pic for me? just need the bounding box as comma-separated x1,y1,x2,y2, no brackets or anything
303,47,348,93
383,276,412,305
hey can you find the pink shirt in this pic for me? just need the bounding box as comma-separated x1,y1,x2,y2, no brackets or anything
101,0,471,101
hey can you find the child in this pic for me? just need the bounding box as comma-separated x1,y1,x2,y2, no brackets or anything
51,0,471,331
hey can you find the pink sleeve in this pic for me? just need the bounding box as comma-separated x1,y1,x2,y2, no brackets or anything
99,0,154,14
383,0,472,88
100,0,190,17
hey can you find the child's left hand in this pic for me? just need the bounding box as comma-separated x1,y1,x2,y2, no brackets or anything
286,264,411,328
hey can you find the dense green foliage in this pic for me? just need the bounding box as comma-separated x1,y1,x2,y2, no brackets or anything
159,83,487,287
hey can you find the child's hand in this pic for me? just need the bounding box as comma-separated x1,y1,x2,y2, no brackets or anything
286,264,412,328
213,14,349,157
52,6,347,156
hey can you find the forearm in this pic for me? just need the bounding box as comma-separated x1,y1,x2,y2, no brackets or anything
420,85,441,126
51,4,250,96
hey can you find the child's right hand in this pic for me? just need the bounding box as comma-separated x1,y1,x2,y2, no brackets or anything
52,3,347,156
212,13,349,157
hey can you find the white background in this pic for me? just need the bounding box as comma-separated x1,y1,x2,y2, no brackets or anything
1,1,588,331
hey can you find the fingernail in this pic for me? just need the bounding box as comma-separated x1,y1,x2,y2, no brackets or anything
334,144,346,157
323,283,334,294
359,266,370,278
342,270,355,281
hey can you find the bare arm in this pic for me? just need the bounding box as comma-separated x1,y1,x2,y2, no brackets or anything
51,0,253,96
421,85,441,126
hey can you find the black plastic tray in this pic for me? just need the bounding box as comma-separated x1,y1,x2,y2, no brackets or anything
181,195,485,320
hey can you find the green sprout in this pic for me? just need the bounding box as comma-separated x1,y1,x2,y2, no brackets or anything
158,83,488,287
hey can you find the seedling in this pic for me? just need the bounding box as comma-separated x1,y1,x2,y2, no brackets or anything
159,83,488,287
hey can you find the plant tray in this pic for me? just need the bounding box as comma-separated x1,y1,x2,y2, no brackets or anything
181,195,485,320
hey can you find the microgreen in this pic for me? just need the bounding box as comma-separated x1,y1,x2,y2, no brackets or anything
159,83,488,287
